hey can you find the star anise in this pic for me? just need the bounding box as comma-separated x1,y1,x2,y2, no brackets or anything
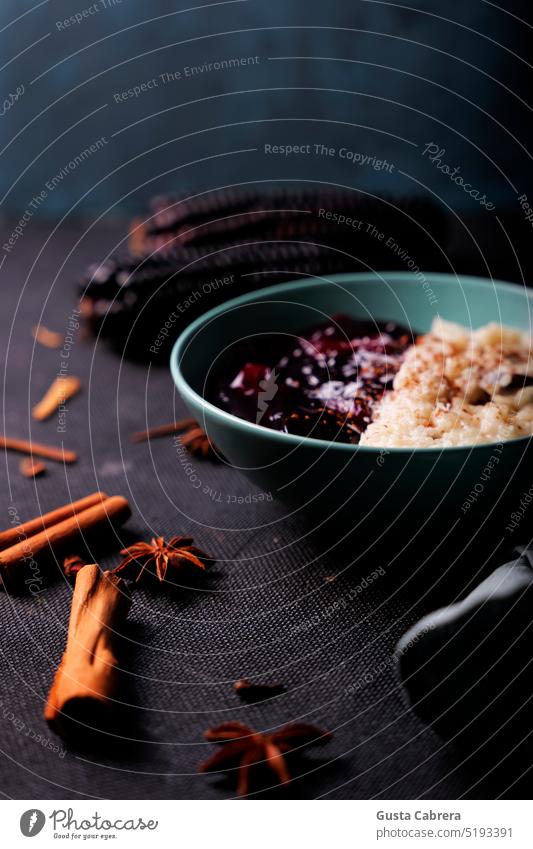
112,535,210,584
199,721,330,797
179,424,215,458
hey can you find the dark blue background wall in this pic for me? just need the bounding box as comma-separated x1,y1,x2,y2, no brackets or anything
0,0,531,219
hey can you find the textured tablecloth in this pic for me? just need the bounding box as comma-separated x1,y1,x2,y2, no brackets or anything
0,222,530,800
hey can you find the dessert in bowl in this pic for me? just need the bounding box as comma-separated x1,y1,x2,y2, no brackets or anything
171,273,533,541
209,316,533,448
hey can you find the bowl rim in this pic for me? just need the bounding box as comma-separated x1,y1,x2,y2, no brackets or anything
170,271,533,455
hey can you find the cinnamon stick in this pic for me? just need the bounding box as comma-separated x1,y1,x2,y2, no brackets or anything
32,325,63,349
0,495,131,586
128,217,147,257
32,375,81,421
0,435,77,463
19,457,46,478
44,564,131,737
0,491,108,551
130,417,196,443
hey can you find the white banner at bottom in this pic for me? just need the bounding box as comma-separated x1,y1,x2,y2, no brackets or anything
2,799,531,848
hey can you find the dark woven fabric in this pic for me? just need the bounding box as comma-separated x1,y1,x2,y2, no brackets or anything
0,224,530,800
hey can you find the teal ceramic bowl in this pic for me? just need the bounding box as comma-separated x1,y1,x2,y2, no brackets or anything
171,272,533,543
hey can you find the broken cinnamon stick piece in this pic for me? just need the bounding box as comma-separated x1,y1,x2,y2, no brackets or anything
0,491,108,551
32,376,81,421
0,435,77,464
32,325,63,349
19,457,46,478
130,417,196,443
233,678,286,702
44,564,132,738
0,495,131,587
128,217,148,257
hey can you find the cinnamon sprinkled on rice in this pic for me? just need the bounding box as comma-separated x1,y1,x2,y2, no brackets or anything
361,319,533,447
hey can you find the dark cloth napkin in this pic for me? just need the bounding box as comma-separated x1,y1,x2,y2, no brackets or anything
397,546,533,753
